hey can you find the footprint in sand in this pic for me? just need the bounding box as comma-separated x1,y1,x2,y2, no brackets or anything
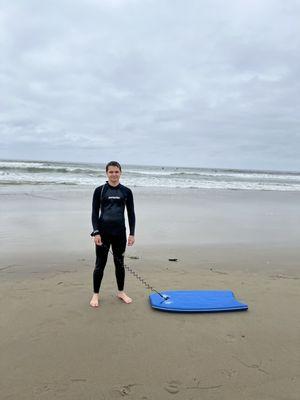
226,334,236,343
164,380,181,394
116,383,138,396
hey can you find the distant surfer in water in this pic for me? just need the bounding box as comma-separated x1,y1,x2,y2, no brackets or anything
90,161,136,307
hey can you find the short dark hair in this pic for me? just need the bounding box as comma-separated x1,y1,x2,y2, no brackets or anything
105,161,122,172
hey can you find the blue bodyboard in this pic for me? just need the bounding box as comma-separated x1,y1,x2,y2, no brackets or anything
149,290,248,312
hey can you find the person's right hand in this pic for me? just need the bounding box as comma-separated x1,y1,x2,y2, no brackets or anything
94,234,102,246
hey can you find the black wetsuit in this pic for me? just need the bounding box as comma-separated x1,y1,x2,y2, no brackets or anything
91,182,135,293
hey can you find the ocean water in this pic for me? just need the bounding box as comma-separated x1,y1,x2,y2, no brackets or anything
1,159,300,191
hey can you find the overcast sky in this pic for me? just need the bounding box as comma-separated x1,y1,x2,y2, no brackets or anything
0,0,300,170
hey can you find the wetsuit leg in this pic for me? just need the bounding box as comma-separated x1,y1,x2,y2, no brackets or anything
93,234,110,293
111,232,127,291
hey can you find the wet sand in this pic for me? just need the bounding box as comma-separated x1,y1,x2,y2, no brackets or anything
0,185,300,399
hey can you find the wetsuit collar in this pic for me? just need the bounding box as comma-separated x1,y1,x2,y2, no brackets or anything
106,180,121,189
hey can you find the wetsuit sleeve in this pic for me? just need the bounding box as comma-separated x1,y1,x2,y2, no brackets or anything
126,188,136,236
91,187,101,235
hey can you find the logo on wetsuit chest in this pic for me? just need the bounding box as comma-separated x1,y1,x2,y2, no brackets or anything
108,196,121,199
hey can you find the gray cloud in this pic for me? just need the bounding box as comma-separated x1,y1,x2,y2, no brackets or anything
0,0,300,170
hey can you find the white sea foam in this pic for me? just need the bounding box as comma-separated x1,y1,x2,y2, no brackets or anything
0,160,300,191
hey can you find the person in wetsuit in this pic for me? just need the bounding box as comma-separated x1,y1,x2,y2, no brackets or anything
90,161,135,307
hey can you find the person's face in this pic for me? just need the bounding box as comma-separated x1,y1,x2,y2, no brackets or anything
106,166,121,184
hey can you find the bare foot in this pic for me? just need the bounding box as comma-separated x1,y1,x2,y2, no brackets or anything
90,293,99,307
117,291,132,304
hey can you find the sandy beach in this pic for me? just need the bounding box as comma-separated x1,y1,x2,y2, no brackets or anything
1,185,300,399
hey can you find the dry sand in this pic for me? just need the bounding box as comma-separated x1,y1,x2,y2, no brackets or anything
0,185,300,399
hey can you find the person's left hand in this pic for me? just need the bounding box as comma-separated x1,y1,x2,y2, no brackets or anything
127,235,135,246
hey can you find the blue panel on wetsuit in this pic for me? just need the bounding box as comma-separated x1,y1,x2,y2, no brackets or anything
149,290,248,312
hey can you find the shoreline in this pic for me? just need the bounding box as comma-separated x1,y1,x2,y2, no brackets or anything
1,182,300,192
1,184,300,272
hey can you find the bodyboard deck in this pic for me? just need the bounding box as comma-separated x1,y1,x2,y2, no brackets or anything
149,290,248,312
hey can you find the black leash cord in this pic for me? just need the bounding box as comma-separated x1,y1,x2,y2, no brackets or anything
99,243,169,301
